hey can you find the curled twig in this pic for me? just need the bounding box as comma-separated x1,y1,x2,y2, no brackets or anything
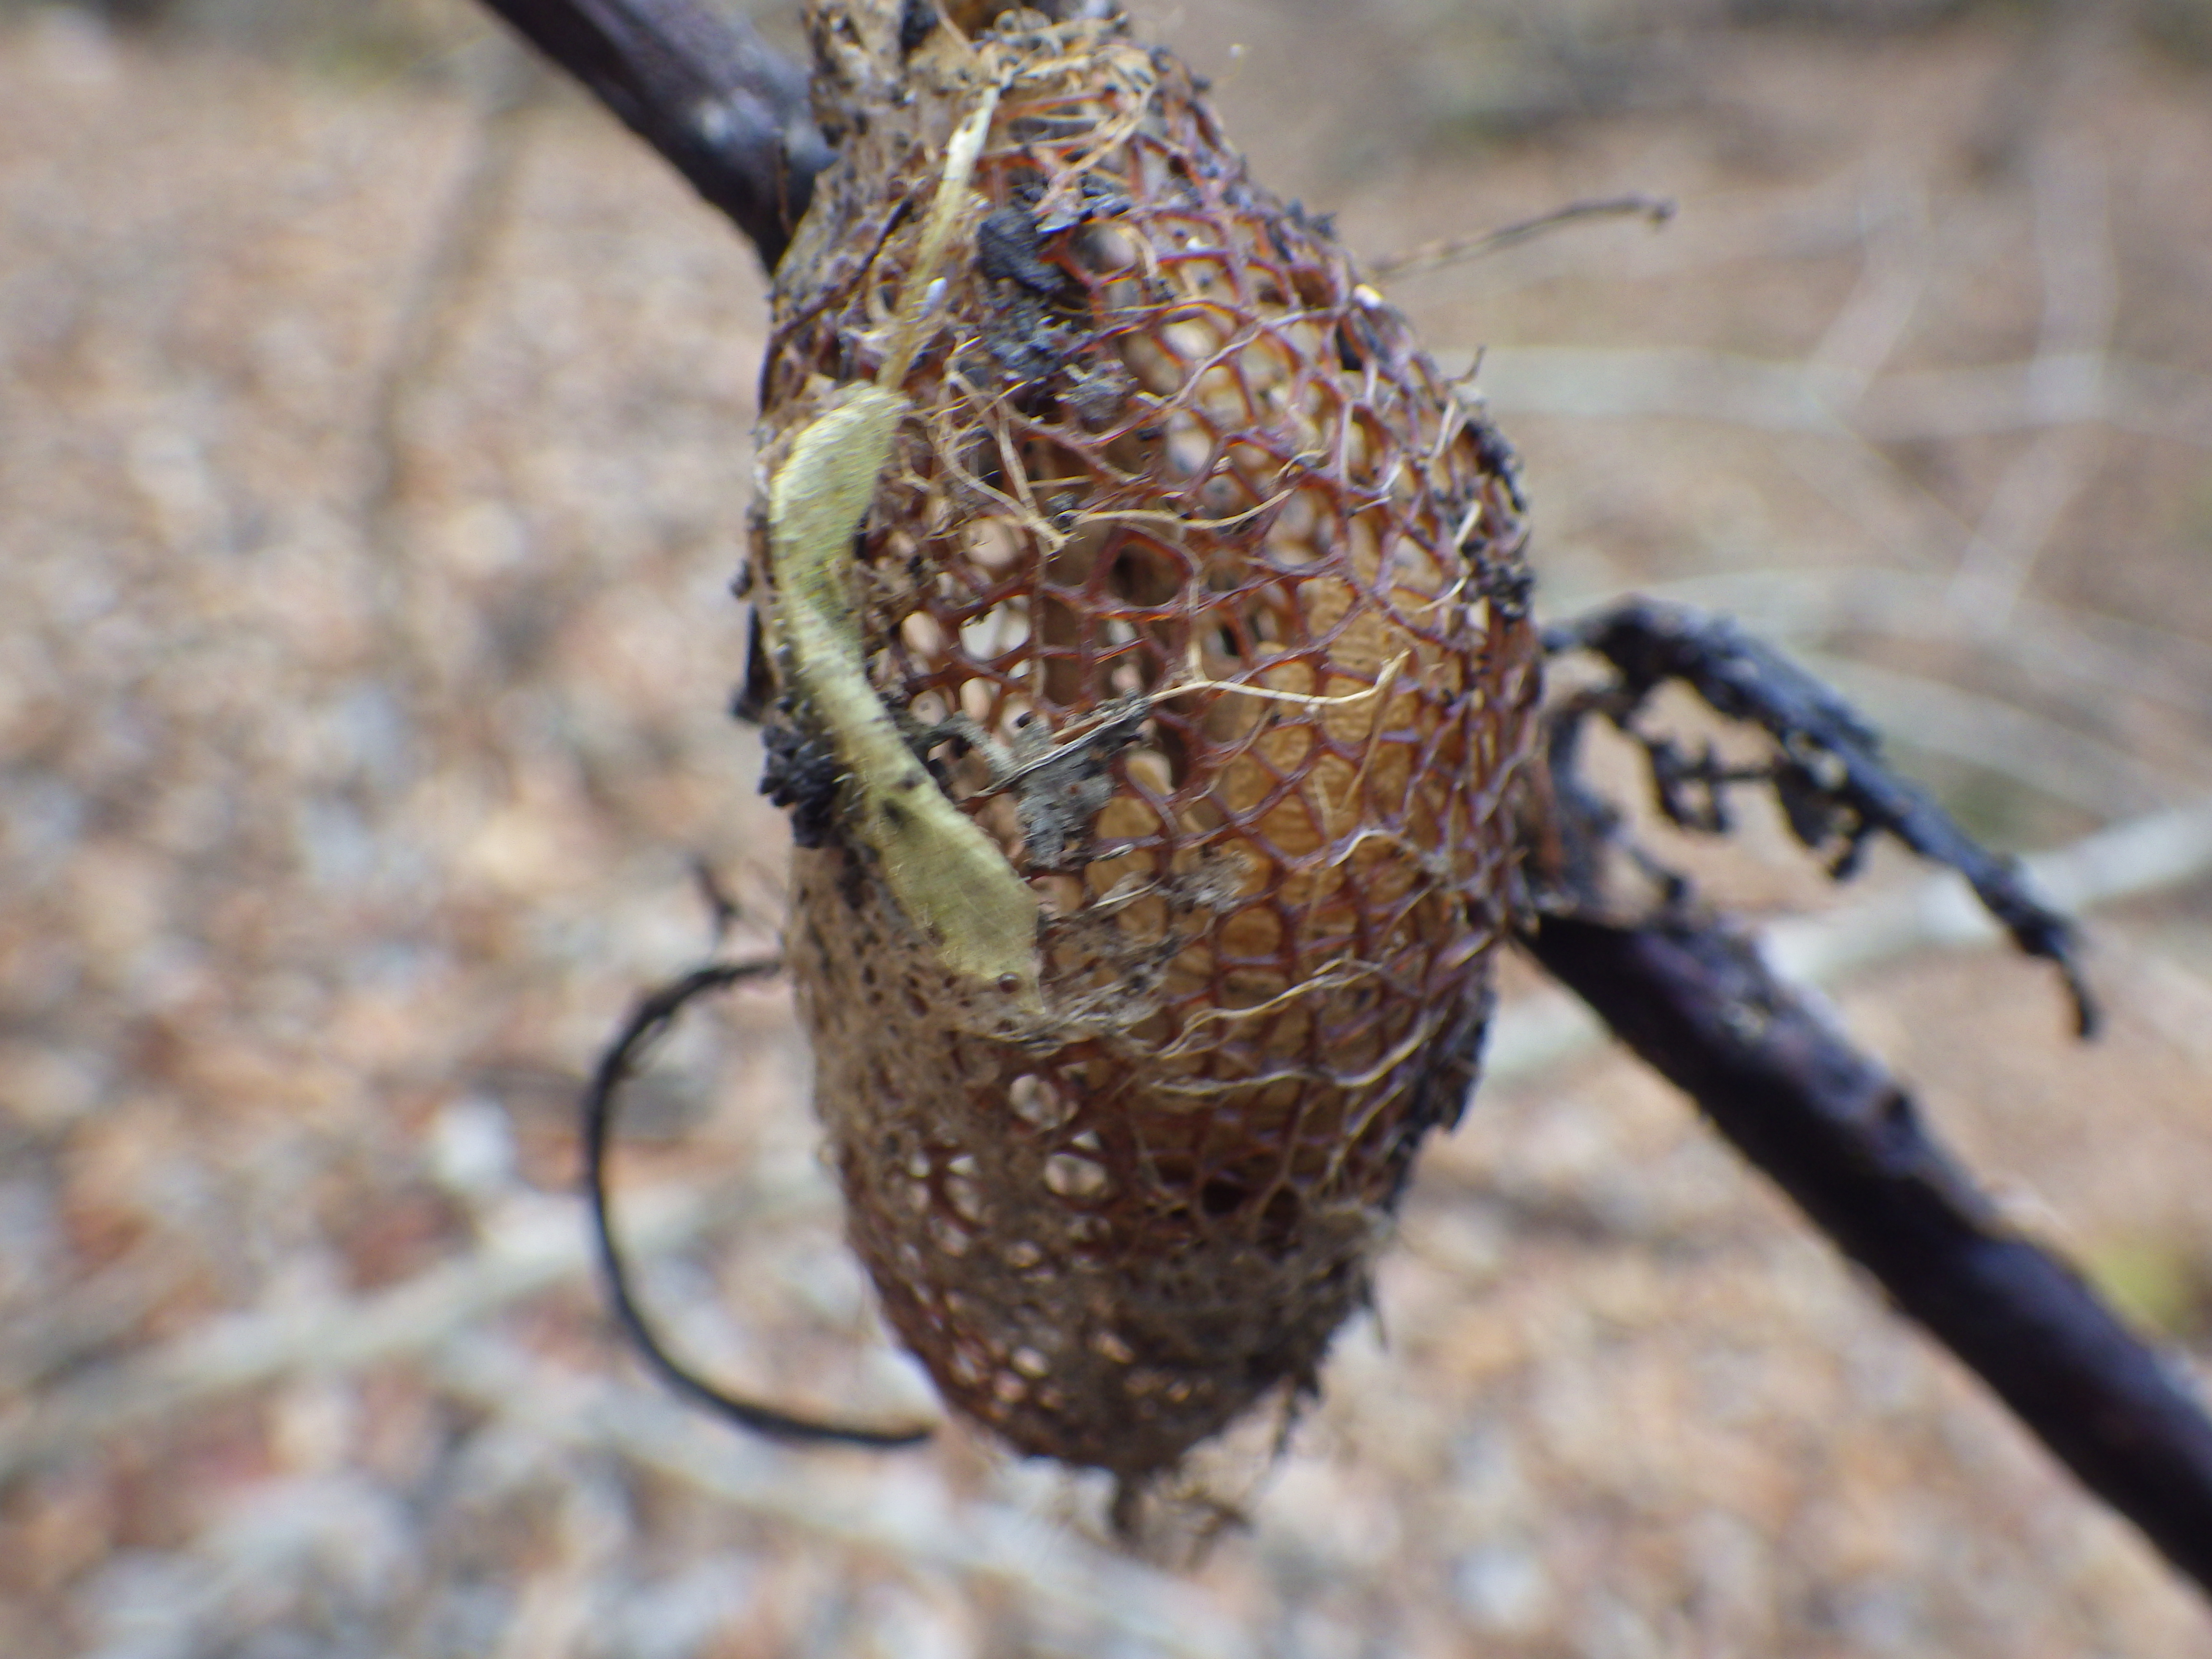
584,957,936,1447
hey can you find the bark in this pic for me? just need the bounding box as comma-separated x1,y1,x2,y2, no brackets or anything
477,0,828,268
1528,910,2212,1591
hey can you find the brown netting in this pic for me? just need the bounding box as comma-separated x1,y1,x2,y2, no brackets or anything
750,2,1542,1486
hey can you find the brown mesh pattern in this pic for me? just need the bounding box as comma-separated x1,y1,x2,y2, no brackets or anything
755,8,1541,1480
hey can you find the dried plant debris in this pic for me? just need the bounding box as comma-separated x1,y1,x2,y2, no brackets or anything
1545,597,2098,1034
742,0,1540,1501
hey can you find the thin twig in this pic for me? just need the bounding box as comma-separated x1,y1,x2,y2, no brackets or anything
583,958,936,1447
1368,192,1676,280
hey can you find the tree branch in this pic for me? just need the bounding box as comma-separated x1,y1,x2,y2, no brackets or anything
1527,910,2212,1590
475,0,829,268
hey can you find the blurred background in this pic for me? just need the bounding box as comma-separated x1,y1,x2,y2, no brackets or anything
3,0,2212,1652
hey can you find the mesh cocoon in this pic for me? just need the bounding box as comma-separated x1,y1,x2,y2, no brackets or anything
753,6,1541,1479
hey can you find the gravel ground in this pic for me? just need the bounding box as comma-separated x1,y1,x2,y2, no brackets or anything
3,2,2211,1654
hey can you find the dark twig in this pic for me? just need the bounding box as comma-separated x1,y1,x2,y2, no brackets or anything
584,958,936,1446
475,0,829,268
1547,597,2098,1034
1526,910,2212,1591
